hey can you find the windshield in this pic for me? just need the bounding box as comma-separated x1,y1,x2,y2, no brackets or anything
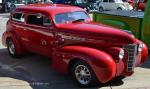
55,11,90,24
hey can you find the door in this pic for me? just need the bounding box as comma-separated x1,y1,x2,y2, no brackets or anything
10,12,29,49
25,13,55,57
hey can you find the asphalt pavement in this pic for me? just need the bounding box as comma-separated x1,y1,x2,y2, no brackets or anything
0,13,150,89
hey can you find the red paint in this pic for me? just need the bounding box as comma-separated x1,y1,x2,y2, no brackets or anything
2,4,148,84
128,0,147,11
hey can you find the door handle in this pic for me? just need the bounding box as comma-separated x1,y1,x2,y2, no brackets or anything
23,28,27,30
41,39,47,46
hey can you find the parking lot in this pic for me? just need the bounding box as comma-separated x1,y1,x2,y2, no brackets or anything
0,13,150,89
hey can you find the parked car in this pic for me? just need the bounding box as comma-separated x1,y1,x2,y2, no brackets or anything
10,3,25,12
2,4,148,87
97,0,133,11
53,0,97,12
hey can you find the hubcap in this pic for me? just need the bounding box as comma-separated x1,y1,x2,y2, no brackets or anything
75,65,91,85
8,40,15,55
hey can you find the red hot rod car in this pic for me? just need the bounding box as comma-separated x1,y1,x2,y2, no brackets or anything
2,4,148,87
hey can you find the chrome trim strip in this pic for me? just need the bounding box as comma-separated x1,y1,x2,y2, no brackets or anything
13,24,54,37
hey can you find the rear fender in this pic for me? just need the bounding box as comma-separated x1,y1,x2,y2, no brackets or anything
2,31,23,55
2,32,8,46
52,46,116,83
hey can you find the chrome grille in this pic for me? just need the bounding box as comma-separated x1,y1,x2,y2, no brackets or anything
124,44,137,72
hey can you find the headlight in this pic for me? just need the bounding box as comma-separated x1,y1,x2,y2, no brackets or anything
123,30,133,35
119,49,124,59
138,43,144,52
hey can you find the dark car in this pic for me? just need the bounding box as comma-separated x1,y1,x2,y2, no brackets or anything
54,0,97,12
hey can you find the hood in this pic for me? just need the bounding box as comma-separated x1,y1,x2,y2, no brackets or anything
56,22,135,45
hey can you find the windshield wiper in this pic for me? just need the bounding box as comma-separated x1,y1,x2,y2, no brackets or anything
72,19,85,23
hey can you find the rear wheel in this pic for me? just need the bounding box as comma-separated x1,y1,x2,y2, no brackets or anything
99,7,103,12
6,38,20,57
71,61,98,87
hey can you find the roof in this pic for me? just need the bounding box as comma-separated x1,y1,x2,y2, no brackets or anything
16,4,85,16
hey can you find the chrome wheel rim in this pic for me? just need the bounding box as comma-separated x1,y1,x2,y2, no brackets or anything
75,65,91,85
8,40,15,55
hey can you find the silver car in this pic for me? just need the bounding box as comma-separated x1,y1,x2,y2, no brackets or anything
97,0,133,11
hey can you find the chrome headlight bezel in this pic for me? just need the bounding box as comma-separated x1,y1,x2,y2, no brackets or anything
123,30,135,38
123,30,133,35
119,49,125,59
138,43,144,52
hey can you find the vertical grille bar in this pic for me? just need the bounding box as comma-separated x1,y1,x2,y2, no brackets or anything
124,44,137,72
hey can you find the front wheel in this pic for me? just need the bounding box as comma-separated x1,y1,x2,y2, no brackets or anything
99,7,103,12
71,61,98,87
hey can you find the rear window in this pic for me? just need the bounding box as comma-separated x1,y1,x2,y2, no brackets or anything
12,13,24,22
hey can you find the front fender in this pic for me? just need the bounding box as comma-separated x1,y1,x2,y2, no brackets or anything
53,46,116,83
136,39,148,63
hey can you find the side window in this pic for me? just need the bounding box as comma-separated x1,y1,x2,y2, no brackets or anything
109,0,114,2
12,13,24,22
27,14,51,26
27,14,43,25
43,17,51,26
103,0,108,2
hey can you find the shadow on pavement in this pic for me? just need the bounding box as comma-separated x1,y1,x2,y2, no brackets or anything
0,48,124,89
